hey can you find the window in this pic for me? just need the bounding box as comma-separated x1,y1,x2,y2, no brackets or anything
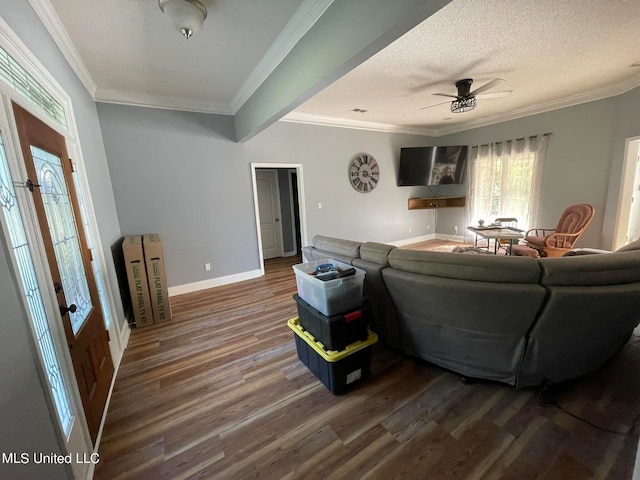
0,46,67,128
466,134,549,238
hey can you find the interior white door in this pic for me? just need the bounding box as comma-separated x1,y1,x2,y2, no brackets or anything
615,138,640,249
257,169,283,259
627,143,640,243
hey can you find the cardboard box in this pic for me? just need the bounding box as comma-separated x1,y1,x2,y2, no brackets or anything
143,234,172,322
122,235,154,327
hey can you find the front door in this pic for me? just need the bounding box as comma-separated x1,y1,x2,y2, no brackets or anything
12,103,113,442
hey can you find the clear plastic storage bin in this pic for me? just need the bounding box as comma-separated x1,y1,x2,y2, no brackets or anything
292,259,365,316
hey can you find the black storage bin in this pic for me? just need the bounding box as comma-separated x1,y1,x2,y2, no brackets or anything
293,294,369,351
288,318,377,395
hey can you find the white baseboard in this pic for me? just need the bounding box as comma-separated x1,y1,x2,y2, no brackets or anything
389,233,435,247
168,269,263,296
435,234,465,242
90,320,130,480
117,322,130,358
390,233,468,246
283,250,298,257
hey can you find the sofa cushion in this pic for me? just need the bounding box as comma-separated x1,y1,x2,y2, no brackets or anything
388,248,541,284
382,268,546,385
518,282,640,387
359,242,395,266
539,249,640,286
312,235,361,259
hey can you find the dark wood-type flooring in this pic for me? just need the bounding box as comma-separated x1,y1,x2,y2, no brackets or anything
95,246,640,479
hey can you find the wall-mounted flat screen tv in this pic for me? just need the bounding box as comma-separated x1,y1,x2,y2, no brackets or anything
397,145,468,186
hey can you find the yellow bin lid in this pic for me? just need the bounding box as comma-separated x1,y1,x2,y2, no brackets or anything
287,317,378,362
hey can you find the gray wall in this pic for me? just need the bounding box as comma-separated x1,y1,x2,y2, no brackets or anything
99,87,640,290
437,93,636,249
98,103,434,287
0,2,124,476
605,88,640,248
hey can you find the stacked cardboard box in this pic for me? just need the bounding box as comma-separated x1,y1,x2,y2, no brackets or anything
122,234,172,327
143,234,172,323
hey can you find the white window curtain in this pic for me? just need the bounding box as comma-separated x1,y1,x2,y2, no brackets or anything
464,134,549,242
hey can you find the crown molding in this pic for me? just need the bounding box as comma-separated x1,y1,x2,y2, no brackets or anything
285,73,640,138
28,0,97,98
94,88,233,116
281,111,436,137
230,0,335,113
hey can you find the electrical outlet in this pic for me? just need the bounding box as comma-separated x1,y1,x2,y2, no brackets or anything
427,224,430,231
408,227,412,233
453,225,458,235
204,263,211,271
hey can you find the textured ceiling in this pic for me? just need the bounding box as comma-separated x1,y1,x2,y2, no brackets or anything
45,0,640,136
289,0,640,134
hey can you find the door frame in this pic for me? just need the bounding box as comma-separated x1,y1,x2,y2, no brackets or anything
613,135,640,250
251,163,307,275
0,17,124,478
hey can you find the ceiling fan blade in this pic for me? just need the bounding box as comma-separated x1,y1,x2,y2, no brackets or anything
469,78,505,96
476,90,512,99
432,93,460,99
419,100,452,110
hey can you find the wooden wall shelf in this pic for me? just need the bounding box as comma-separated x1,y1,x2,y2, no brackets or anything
408,196,466,210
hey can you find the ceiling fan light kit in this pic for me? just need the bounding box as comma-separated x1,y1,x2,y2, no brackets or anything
421,77,509,113
451,96,476,113
159,0,208,39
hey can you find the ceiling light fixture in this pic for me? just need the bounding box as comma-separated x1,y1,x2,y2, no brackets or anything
159,0,208,39
450,96,476,113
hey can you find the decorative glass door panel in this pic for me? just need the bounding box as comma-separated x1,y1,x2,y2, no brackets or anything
0,132,74,435
13,102,113,442
31,145,91,334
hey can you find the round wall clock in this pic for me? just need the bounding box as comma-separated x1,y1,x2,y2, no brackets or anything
349,153,380,193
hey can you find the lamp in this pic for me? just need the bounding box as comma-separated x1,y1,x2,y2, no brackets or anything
159,0,207,39
450,96,476,113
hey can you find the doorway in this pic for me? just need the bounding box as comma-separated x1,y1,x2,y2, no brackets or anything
12,103,114,442
251,163,307,275
613,137,640,249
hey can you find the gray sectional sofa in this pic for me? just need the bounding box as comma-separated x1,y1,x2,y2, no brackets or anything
301,235,640,388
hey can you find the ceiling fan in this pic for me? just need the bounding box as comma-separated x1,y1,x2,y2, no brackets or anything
420,78,512,113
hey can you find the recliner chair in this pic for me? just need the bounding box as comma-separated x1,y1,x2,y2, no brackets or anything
524,204,595,257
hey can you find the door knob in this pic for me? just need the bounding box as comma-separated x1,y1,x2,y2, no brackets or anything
60,304,77,316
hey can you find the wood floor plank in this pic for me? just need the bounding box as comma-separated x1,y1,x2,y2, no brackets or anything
94,247,640,480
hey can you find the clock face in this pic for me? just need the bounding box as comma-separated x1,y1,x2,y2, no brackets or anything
349,153,380,193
